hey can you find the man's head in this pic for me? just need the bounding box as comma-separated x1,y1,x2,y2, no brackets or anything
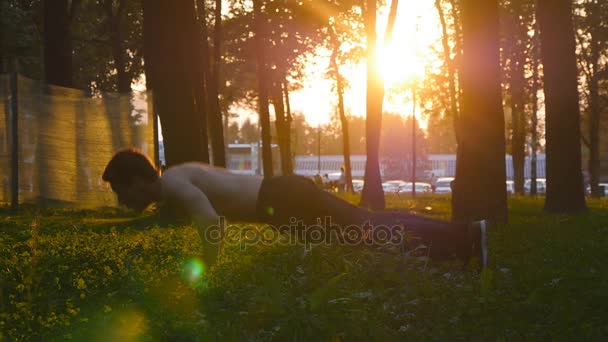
102,149,160,212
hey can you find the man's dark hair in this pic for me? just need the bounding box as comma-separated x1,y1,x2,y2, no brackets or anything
102,148,159,186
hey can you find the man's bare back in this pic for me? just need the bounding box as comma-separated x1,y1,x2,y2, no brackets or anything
160,163,263,223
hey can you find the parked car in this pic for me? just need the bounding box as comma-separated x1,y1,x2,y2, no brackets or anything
398,182,433,194
382,180,409,193
506,180,514,195
352,179,364,193
434,177,454,194
524,178,546,194
586,183,608,197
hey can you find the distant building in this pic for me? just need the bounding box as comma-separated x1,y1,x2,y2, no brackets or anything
293,154,546,181
160,142,547,181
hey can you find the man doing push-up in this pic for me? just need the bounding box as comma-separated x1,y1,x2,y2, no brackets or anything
102,149,488,269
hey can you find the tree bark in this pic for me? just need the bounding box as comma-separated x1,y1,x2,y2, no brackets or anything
252,0,273,177
360,0,385,210
43,0,77,87
537,0,587,213
142,0,209,166
452,0,508,224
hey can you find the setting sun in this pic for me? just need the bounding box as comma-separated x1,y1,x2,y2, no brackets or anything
286,0,442,126
378,41,426,88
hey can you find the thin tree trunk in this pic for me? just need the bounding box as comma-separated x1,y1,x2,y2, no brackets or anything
530,22,540,196
435,0,461,143
104,0,131,92
195,0,211,163
587,2,601,198
197,0,225,166
329,27,353,193
282,80,294,162
252,0,273,177
1,1,5,72
537,0,587,213
43,0,75,87
272,76,293,175
206,0,226,167
142,0,208,166
505,7,527,195
452,0,508,224
448,0,465,115
360,0,385,210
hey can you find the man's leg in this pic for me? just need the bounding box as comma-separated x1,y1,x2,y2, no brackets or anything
368,211,487,266
257,175,370,228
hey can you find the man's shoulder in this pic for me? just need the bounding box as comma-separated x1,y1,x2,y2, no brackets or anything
162,162,209,179
160,163,206,190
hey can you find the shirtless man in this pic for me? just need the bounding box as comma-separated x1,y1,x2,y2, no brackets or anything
102,149,488,269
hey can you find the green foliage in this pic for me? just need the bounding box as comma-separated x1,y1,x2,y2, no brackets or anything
1,0,43,77
2,197,608,340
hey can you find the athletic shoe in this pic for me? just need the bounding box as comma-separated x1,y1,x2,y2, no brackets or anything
469,219,488,269
478,220,488,268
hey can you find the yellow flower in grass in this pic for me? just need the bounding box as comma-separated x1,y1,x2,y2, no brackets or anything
76,278,86,290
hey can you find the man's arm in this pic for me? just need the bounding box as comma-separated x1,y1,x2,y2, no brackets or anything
163,179,222,267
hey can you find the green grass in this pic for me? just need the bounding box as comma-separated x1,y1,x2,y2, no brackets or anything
1,196,608,340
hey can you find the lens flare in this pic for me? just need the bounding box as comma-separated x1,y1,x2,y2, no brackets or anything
182,257,206,285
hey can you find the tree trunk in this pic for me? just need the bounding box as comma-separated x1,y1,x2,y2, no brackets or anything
505,8,527,195
195,0,211,163
206,0,226,167
530,22,540,196
329,29,353,193
282,80,295,164
142,0,209,166
360,0,385,210
452,0,508,224
43,0,75,87
537,0,587,213
435,0,461,143
0,1,4,72
272,77,293,175
105,0,131,92
252,0,273,177
448,0,466,116
587,2,601,198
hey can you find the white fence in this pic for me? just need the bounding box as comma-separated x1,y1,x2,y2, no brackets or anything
1,73,156,208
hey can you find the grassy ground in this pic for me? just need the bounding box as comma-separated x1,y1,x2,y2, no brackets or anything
1,195,607,341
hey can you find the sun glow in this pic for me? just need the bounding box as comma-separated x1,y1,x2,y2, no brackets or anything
375,0,440,88
289,1,440,126
378,42,426,88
